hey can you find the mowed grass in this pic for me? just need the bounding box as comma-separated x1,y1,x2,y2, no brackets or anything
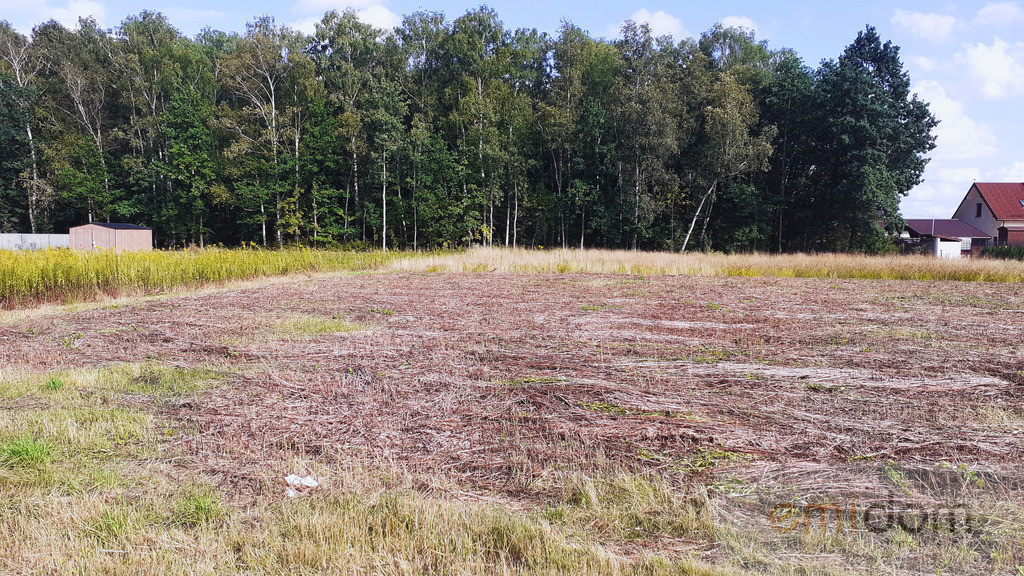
395,247,1024,282
1,468,729,576
0,365,731,576
0,364,223,480
0,248,405,308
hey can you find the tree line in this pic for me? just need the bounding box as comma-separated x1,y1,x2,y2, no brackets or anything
0,8,936,252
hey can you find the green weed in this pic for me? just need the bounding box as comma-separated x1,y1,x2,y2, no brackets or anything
690,347,743,364
42,376,64,391
507,376,563,385
172,489,224,527
276,316,361,336
0,437,51,466
578,401,685,419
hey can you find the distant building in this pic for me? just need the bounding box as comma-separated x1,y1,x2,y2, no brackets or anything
952,183,1024,246
69,223,153,251
903,219,990,257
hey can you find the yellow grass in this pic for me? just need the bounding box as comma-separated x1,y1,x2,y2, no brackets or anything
0,248,403,308
393,247,1024,282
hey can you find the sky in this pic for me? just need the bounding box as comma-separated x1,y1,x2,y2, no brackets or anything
2,0,1021,219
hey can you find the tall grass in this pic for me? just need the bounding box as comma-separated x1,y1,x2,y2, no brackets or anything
394,247,1024,282
0,248,400,308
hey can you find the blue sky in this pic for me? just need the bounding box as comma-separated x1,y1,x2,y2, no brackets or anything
3,0,1021,219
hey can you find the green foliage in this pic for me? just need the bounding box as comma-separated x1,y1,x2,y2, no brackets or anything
982,246,1024,260
160,87,216,244
0,74,32,231
0,11,934,254
172,488,224,527
0,437,52,466
791,27,936,252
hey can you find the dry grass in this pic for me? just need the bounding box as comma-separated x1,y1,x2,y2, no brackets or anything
393,247,1024,282
0,248,406,309
0,365,732,576
3,261,1024,574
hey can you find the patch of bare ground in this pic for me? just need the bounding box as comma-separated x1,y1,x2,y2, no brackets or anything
3,271,1024,573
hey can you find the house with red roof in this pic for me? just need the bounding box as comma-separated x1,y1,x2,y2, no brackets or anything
952,183,1024,246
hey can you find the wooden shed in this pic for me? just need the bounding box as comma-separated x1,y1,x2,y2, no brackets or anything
69,223,153,251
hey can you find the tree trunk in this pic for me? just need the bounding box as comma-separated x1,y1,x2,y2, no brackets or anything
312,191,319,241
24,122,39,233
632,162,641,251
381,150,387,252
260,200,267,247
513,181,519,248
275,190,283,248
681,180,717,252
579,200,585,250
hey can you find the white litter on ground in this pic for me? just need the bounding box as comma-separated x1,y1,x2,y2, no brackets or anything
284,474,319,497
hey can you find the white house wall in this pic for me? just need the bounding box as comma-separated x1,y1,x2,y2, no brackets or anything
953,186,1000,238
0,234,71,250
928,238,962,259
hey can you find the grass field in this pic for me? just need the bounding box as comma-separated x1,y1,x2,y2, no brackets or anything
2,249,1023,574
396,246,1024,281
4,247,1024,311
0,248,403,308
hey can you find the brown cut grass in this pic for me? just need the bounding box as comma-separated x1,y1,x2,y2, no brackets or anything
394,247,1024,282
4,262,1024,575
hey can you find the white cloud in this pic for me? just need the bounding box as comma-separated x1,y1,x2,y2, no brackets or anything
914,80,997,160
974,2,1024,26
913,56,942,71
963,38,1024,98
937,167,982,183
0,0,105,30
356,4,400,29
289,0,399,33
903,166,980,218
891,9,957,42
607,9,686,39
990,161,1024,181
289,16,320,34
292,0,378,13
721,15,759,36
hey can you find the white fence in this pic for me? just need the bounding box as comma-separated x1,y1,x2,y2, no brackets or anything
0,234,70,250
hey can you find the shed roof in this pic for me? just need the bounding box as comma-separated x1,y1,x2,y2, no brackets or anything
972,183,1024,220
904,219,989,238
72,223,151,230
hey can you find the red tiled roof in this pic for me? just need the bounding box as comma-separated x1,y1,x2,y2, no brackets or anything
973,183,1024,220
904,219,989,238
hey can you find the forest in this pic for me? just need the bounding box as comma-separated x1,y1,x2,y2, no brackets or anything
0,8,937,252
